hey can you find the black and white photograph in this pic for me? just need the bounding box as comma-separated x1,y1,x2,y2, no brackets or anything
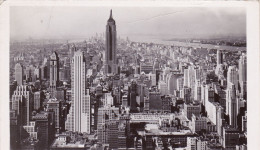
1,1,259,150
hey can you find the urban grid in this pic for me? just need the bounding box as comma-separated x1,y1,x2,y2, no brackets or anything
9,10,247,150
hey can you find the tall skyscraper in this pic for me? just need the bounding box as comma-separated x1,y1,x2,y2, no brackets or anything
47,98,61,130
11,85,33,125
226,84,237,128
227,66,238,89
239,54,247,97
184,68,189,87
49,52,59,96
14,63,24,85
65,50,91,133
217,50,223,65
104,10,117,74
167,73,179,95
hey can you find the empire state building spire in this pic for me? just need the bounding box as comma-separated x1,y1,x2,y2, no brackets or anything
110,9,112,18
107,9,115,24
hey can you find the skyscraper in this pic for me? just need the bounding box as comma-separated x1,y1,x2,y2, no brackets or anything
49,52,59,96
104,10,117,74
239,54,247,97
65,50,91,133
47,98,61,130
217,50,223,65
227,66,238,89
15,63,24,85
226,84,237,128
11,85,33,126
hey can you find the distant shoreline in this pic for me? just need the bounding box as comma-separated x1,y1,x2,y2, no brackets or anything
129,38,246,51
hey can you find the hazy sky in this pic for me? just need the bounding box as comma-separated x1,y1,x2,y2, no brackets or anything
10,6,246,40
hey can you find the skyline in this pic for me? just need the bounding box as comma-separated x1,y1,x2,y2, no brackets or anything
10,6,246,40
9,8,248,150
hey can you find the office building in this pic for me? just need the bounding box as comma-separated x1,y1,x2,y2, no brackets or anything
106,120,119,149
118,123,127,149
65,51,91,133
158,80,167,95
140,62,154,74
34,91,41,110
97,106,119,143
11,85,33,125
148,92,162,113
149,73,156,86
223,127,239,149
194,81,201,101
187,137,197,150
217,50,223,65
161,96,171,113
184,103,201,120
227,66,238,89
182,86,191,104
33,112,55,149
167,73,180,95
47,98,61,130
191,114,207,133
177,77,184,91
226,84,237,128
49,52,59,96
238,54,247,97
14,63,24,85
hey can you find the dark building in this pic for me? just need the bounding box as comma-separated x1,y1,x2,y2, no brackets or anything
47,98,62,131
104,10,117,74
106,120,119,149
148,92,162,113
223,127,240,149
33,111,55,149
10,110,21,149
130,81,137,111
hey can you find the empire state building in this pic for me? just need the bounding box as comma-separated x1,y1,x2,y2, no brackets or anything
104,10,117,74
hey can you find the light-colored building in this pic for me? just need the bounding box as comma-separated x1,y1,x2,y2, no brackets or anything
102,92,114,107
226,84,237,128
194,81,201,101
23,121,37,139
14,63,23,85
11,85,33,125
158,80,167,95
184,103,201,120
65,51,91,133
217,50,223,65
238,54,247,97
97,106,119,143
148,73,156,86
187,137,197,150
34,91,41,110
191,114,207,133
227,66,238,89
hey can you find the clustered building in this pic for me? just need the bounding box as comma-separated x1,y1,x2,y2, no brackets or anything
9,10,247,150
